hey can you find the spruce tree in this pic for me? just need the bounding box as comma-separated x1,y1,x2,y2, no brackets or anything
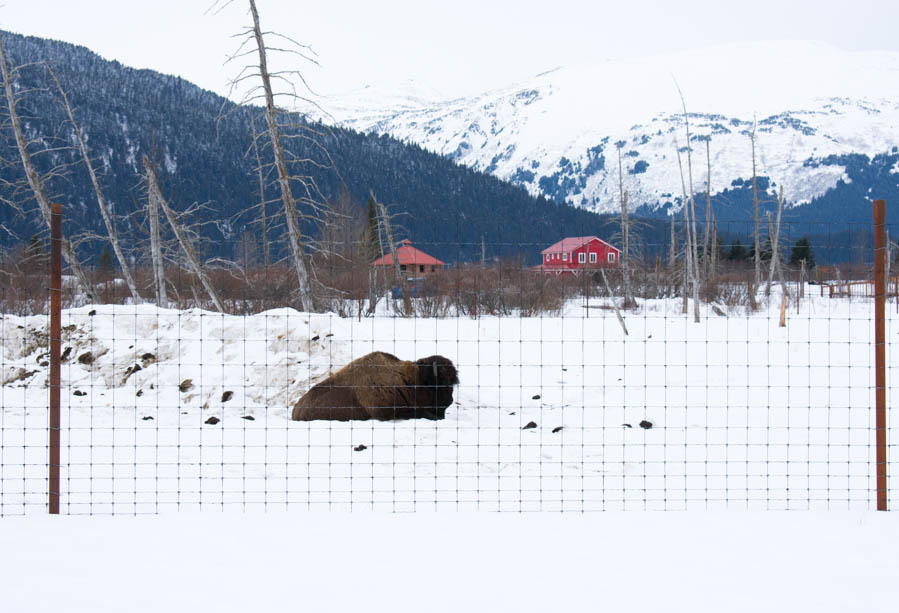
728,239,748,261
361,196,381,263
789,236,815,268
97,245,115,276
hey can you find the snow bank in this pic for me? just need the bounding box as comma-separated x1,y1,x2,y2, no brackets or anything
1,296,896,514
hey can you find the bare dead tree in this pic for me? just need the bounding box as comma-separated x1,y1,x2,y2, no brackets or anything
669,214,677,268
710,219,718,284
223,0,318,311
674,82,701,322
143,155,224,312
46,66,142,301
249,113,271,268
365,197,387,316
675,136,700,322
682,202,692,315
675,84,701,278
750,117,761,287
765,185,785,297
616,144,636,308
0,37,98,302
799,258,806,302
145,160,167,308
599,268,628,336
703,136,712,276
373,193,411,316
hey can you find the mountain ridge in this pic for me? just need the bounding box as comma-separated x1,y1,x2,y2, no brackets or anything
0,30,615,266
318,40,899,221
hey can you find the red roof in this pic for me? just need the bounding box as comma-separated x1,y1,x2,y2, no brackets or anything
541,236,619,254
372,239,444,267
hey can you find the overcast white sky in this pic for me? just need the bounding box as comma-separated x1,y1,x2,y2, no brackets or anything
1,0,897,100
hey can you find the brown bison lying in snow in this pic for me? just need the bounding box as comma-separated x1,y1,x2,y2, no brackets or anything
290,351,459,421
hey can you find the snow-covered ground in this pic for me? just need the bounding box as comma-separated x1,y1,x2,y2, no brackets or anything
1,292,896,514
2,512,897,613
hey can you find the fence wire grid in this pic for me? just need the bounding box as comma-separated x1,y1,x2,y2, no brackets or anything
0,217,896,514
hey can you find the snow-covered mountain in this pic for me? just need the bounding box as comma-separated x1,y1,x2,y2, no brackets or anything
319,41,899,216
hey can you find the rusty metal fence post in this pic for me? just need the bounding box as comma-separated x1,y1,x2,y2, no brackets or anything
873,199,888,511
49,202,62,514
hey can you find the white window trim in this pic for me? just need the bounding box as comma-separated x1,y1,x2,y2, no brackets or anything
578,252,586,264
562,253,568,261
589,252,597,263
608,252,616,263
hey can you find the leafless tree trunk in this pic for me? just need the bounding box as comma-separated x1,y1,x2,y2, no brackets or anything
249,113,271,268
765,186,785,297
674,85,701,322
764,208,790,312
0,38,98,302
750,119,761,287
799,258,806,301
248,0,313,311
143,155,224,312
675,84,701,287
366,201,387,316
599,268,628,336
682,208,692,315
616,145,635,308
710,220,718,284
47,67,141,302
703,136,712,276
373,194,411,316
145,164,167,308
669,214,677,268
675,137,700,322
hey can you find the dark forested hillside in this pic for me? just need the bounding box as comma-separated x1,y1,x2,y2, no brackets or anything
0,30,617,267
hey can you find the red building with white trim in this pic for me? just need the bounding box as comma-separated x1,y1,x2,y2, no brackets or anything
372,239,444,276
535,236,620,273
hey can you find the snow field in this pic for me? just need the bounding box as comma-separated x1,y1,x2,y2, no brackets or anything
0,293,896,513
2,512,898,613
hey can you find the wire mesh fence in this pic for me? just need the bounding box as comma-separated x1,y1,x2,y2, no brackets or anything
0,215,895,514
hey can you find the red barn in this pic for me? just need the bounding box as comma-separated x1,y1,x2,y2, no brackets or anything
535,236,620,274
372,239,444,276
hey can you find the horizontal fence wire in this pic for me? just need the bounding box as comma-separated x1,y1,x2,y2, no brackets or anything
0,218,896,513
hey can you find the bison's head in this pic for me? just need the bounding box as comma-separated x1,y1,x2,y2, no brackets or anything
414,355,459,419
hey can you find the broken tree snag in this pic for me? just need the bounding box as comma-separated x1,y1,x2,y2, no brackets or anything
142,155,225,313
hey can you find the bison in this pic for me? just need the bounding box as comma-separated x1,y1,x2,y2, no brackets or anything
291,351,459,421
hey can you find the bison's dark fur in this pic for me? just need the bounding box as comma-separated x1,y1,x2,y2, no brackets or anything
291,351,459,421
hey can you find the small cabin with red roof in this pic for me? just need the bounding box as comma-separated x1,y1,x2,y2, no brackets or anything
372,239,444,276
534,236,620,274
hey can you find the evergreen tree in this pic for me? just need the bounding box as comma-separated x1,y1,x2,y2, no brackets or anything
713,235,726,262
747,238,773,262
789,236,815,268
361,196,381,263
727,239,748,261
97,244,115,276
